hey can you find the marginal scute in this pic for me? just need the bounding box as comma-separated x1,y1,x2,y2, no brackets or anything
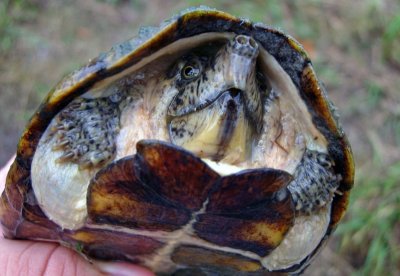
300,65,339,135
66,228,165,260
171,245,262,273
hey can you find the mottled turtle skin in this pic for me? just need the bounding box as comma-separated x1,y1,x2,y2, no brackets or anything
0,7,354,275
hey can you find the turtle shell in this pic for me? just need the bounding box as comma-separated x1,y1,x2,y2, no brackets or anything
0,7,354,275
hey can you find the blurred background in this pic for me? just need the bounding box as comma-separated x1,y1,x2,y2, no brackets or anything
0,0,399,275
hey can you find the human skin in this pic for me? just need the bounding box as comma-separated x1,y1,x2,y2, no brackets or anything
0,156,154,276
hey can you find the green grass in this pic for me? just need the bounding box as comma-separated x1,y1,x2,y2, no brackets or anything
0,0,39,53
365,81,384,109
0,0,16,51
386,115,400,147
336,162,400,275
383,14,400,65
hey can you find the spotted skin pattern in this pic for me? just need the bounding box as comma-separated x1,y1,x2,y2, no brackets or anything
167,38,265,160
288,149,341,214
167,54,216,117
51,95,122,168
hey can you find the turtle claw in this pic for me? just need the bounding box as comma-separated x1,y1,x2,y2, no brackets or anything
56,150,75,163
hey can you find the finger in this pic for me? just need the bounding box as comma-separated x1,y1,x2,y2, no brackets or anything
0,157,100,275
0,238,102,276
0,155,15,193
0,238,155,276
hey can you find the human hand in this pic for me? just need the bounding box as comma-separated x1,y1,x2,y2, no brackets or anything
0,156,154,276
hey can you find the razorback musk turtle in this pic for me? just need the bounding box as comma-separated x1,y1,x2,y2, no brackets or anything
0,7,354,275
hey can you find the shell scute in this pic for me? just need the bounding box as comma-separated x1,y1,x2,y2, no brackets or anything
88,154,192,231
195,170,294,256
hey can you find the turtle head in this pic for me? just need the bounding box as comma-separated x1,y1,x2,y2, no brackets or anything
166,35,265,163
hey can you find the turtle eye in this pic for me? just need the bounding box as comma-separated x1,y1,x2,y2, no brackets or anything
181,62,201,80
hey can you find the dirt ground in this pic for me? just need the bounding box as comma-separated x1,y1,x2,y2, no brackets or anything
0,0,399,275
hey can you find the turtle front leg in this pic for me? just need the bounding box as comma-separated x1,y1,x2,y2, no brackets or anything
50,96,122,169
288,149,341,214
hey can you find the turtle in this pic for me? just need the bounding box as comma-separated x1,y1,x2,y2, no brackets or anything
0,6,354,275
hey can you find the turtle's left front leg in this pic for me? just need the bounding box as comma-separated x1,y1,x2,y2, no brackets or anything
288,149,341,214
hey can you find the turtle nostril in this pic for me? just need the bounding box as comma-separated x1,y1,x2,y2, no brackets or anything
249,37,257,48
236,35,248,45
233,35,258,56
235,35,257,50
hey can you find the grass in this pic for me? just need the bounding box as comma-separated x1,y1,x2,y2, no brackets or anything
365,81,384,109
0,0,40,53
336,162,400,275
386,115,400,147
382,14,400,66
0,0,16,52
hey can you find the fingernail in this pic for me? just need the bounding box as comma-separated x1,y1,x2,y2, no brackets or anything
96,262,154,276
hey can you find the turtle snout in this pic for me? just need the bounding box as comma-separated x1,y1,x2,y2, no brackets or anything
232,35,259,58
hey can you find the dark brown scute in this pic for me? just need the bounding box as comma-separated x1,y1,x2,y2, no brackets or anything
0,161,32,237
171,245,262,273
14,220,60,241
21,202,60,231
88,140,294,255
328,191,350,232
63,228,164,261
206,169,293,211
195,170,294,256
135,140,220,211
88,156,192,231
